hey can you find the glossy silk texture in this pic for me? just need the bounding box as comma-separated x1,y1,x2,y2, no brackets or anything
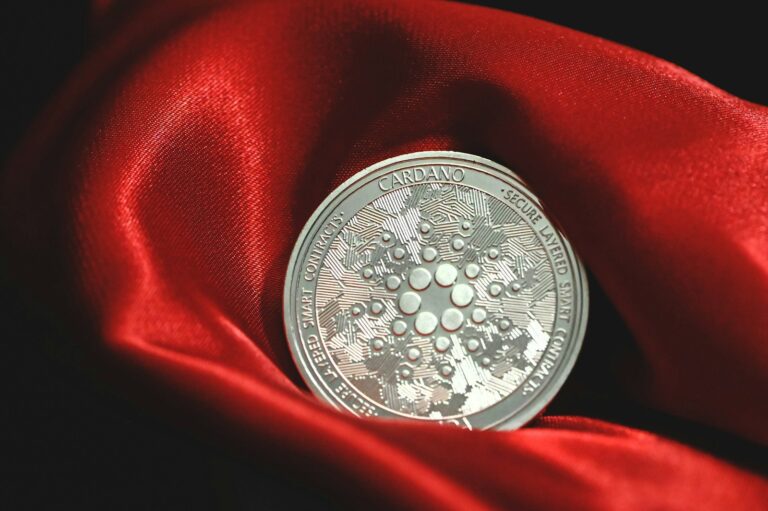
4,1,768,509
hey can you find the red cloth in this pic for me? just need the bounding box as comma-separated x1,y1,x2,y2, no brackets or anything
3,0,767,508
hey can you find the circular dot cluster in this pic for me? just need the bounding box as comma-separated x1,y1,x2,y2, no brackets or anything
389,255,484,337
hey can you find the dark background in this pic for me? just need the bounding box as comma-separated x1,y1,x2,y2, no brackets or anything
2,2,766,509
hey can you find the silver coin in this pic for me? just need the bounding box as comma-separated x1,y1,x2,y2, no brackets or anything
284,152,588,429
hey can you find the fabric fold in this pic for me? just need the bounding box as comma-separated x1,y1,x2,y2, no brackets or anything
3,0,766,508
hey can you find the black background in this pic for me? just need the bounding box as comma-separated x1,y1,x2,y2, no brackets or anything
2,2,766,509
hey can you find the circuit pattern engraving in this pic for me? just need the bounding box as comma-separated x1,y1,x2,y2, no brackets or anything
315,183,556,419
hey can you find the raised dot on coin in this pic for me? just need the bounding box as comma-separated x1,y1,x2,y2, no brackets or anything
439,364,454,377
461,220,471,230
466,338,480,352
409,267,432,290
362,267,374,279
489,283,503,297
435,263,458,287
434,336,451,352
452,238,465,251
471,308,487,323
392,320,408,336
419,223,431,234
399,291,421,315
451,283,474,307
370,301,384,314
415,312,438,335
382,232,392,242
464,263,480,279
400,367,412,378
511,282,522,292
393,247,406,260
422,246,437,262
372,338,385,351
441,308,464,331
488,248,499,259
385,275,401,291
499,319,510,330
406,347,421,361
481,357,491,366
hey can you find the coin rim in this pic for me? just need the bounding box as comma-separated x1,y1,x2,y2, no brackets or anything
283,151,588,430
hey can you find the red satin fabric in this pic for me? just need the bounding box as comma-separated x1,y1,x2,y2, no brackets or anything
4,0,768,509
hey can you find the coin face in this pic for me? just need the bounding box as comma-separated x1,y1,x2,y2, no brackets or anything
284,152,588,429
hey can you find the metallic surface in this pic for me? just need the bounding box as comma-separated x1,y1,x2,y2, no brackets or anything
284,152,588,429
